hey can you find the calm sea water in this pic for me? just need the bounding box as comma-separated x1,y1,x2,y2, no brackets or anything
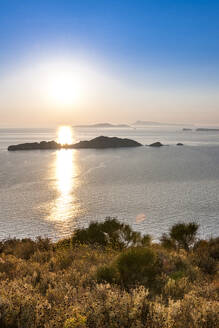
0,126,219,241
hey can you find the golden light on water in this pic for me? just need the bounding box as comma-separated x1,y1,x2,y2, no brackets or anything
57,126,73,145
56,149,75,196
46,135,81,225
48,149,78,222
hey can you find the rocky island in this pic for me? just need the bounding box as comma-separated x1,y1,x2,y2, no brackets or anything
8,136,142,151
72,136,141,148
149,142,164,147
8,140,61,151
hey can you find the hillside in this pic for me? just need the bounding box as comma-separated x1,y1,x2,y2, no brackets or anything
0,218,218,328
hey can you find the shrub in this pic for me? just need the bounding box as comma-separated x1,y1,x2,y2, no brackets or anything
208,237,219,259
160,233,176,250
0,257,16,279
0,220,218,328
64,314,87,328
96,265,118,284
0,237,52,259
194,237,219,260
141,234,151,246
31,250,52,263
170,291,219,328
79,284,151,328
163,276,191,300
72,222,107,247
196,255,217,275
0,238,19,255
55,238,71,249
96,247,161,289
35,236,51,251
0,238,36,259
55,250,75,270
193,238,219,274
14,239,36,260
161,222,199,252
71,217,150,250
116,247,160,288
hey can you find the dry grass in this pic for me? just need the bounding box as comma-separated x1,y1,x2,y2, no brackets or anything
0,226,218,328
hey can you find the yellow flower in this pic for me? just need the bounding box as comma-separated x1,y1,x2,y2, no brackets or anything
64,314,87,328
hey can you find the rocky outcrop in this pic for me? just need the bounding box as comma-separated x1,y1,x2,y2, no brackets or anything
72,136,141,149
149,142,164,147
8,141,61,151
8,136,142,151
176,143,184,146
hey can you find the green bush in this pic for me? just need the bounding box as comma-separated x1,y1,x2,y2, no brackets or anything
161,222,199,251
194,237,219,260
193,238,219,274
116,247,160,288
71,217,150,250
208,237,219,259
160,233,176,250
96,247,161,289
96,265,118,284
196,255,217,275
0,237,51,259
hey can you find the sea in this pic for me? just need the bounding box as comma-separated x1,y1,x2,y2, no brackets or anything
0,126,219,241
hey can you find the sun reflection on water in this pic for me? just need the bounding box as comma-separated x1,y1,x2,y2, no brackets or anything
49,148,79,223
47,125,81,229
57,149,75,197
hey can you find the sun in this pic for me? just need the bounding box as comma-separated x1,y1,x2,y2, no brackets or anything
57,126,73,145
45,69,80,107
41,61,97,109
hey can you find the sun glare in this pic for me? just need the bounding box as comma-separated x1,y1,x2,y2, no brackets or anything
49,76,73,106
40,61,100,110
57,126,73,145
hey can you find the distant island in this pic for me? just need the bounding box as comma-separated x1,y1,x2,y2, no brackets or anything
149,142,164,147
74,123,130,128
147,141,183,147
132,120,191,127
73,121,194,128
196,128,219,132
8,136,142,151
183,128,193,131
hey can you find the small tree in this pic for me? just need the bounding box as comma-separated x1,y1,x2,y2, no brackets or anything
161,222,199,252
71,217,151,250
160,233,176,250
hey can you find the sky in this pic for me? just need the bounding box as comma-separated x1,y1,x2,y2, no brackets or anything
0,0,219,127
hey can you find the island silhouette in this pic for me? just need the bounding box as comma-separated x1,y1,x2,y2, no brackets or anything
8,136,142,151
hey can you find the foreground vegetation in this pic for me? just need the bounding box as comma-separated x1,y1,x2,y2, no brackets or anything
0,218,218,328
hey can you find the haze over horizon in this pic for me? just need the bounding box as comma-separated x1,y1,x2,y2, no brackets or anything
0,0,219,127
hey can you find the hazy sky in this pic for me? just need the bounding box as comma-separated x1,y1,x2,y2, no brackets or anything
0,0,219,127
